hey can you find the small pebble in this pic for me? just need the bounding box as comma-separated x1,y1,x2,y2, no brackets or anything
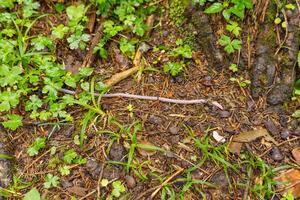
139,42,151,53
246,100,255,111
169,126,179,135
148,115,162,125
177,91,186,98
162,30,169,37
210,171,229,188
288,119,298,130
184,120,196,127
173,175,185,188
85,159,102,178
169,135,180,144
171,76,183,83
125,175,136,189
63,125,75,137
224,127,235,134
109,142,126,161
286,10,293,18
264,120,279,135
279,115,288,127
147,76,155,83
202,75,213,86
294,126,300,135
191,170,203,180
218,110,230,118
61,180,73,189
102,103,110,111
280,129,290,139
270,147,284,161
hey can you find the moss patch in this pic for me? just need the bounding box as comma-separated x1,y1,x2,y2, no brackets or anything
169,0,189,27
259,28,277,49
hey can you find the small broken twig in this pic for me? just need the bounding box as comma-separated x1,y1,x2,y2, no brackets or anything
104,66,139,87
59,88,223,109
82,18,104,68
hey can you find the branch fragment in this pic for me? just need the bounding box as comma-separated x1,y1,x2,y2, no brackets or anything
59,88,224,109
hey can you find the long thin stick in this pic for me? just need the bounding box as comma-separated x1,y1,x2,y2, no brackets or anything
59,88,223,109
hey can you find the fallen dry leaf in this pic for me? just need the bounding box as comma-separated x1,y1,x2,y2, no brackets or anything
275,169,300,198
228,128,278,154
292,147,300,164
66,186,88,197
228,142,243,154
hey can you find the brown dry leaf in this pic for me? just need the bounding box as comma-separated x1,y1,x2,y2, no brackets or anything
292,147,300,164
228,142,243,154
275,169,300,198
66,186,88,197
228,128,278,154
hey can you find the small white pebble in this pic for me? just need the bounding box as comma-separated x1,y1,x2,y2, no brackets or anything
212,131,226,143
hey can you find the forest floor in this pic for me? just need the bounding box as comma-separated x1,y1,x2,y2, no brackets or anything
0,0,300,200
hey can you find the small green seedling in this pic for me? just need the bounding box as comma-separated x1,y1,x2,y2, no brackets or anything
119,38,135,56
52,24,69,39
285,4,296,10
163,62,184,77
292,110,300,118
43,173,59,189
63,149,87,164
230,77,251,88
226,21,241,37
54,3,65,13
172,39,193,58
281,21,287,28
67,32,90,50
31,36,54,51
59,165,71,176
203,0,253,20
63,149,78,164
294,79,300,96
2,114,23,131
22,0,40,18
111,180,126,197
229,63,238,72
218,35,242,54
66,4,87,27
27,137,46,157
